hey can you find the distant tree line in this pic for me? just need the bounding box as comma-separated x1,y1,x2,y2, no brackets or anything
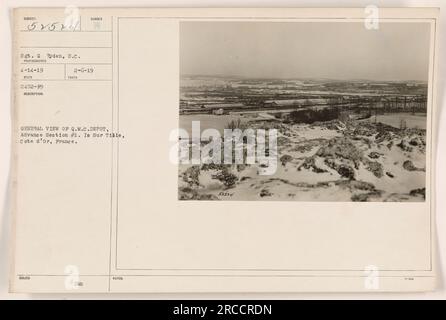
288,108,340,124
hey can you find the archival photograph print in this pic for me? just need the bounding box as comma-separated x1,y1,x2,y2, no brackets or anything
178,21,430,202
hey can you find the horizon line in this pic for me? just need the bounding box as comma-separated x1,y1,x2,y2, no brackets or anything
181,74,428,83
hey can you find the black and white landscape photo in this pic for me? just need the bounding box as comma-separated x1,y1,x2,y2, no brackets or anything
178,21,430,202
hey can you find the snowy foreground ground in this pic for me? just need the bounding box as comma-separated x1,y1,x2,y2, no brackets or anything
178,118,426,202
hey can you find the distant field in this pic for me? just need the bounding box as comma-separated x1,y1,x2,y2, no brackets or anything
180,112,428,134
364,113,427,130
180,114,246,134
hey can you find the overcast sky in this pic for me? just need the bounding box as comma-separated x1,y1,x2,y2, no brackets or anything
180,21,431,81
